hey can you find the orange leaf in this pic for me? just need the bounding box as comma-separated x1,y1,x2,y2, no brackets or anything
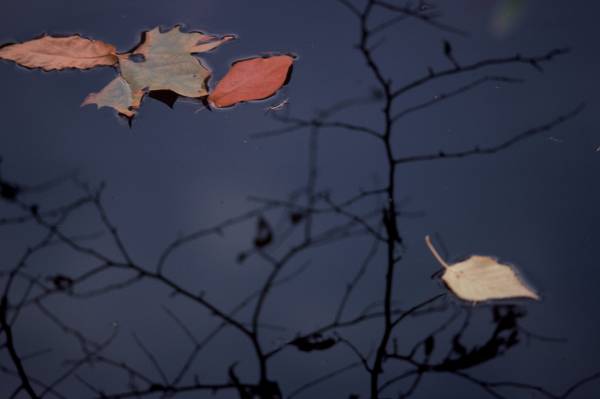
0,35,117,71
209,55,295,108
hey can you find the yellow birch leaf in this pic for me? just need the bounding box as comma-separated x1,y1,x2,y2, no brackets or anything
425,235,539,303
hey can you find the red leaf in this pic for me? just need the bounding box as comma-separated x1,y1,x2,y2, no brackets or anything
209,55,295,108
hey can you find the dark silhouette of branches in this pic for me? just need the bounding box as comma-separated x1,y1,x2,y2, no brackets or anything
391,76,523,122
0,1,598,399
390,47,570,98
394,104,585,165
0,297,39,399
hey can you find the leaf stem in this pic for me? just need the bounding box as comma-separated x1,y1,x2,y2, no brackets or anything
425,235,449,269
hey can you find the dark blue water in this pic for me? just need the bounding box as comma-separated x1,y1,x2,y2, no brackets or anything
1,1,599,398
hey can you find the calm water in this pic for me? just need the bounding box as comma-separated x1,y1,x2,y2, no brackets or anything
1,1,599,398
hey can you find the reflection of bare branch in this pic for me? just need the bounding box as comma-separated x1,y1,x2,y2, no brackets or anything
132,333,169,385
392,76,522,122
395,104,584,165
392,48,570,99
265,1,587,398
453,370,600,399
252,116,383,140
287,361,361,399
334,235,380,323
0,195,93,226
0,297,39,399
372,0,467,35
156,203,276,274
90,381,243,399
337,335,372,373
0,364,66,399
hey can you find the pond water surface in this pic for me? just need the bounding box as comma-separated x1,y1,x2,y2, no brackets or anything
0,1,599,398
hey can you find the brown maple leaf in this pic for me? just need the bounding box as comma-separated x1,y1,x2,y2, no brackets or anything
83,26,234,118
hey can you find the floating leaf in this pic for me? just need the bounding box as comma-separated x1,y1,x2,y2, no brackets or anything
0,26,295,121
209,55,295,108
0,35,117,71
132,26,235,56
81,76,137,118
425,235,539,303
118,26,234,103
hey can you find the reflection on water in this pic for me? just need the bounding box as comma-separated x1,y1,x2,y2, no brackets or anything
0,1,599,398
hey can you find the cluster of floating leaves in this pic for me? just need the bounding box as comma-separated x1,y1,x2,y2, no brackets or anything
0,26,295,120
